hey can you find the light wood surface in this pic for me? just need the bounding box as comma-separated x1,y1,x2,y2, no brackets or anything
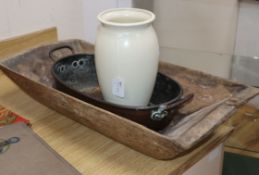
225,105,259,158
0,29,232,174
0,27,57,59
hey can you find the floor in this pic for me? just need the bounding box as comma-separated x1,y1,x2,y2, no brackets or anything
223,152,259,175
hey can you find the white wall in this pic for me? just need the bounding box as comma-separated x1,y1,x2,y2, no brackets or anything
0,0,151,43
231,0,259,107
0,0,85,40
152,0,239,78
231,0,259,86
0,0,134,42
83,0,133,44
0,0,239,78
235,0,259,57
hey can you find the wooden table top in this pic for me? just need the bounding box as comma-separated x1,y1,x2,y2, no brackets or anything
225,105,259,158
0,28,233,175
0,71,233,175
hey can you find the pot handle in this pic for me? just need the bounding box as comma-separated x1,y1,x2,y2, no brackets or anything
150,94,193,121
49,45,75,62
167,93,194,110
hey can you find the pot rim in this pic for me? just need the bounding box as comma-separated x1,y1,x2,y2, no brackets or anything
97,8,155,27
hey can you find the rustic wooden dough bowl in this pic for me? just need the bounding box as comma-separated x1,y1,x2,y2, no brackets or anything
1,39,259,160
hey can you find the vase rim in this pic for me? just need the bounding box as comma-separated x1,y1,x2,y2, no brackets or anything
97,8,155,27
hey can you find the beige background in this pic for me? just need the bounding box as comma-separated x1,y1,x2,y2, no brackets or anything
0,0,239,77
152,0,239,78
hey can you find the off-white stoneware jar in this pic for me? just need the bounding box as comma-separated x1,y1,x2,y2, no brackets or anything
95,8,159,107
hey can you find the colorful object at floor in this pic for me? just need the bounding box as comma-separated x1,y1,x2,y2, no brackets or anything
0,106,30,126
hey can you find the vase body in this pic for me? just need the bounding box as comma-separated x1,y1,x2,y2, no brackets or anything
95,8,159,106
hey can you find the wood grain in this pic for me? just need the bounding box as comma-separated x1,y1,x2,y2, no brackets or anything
225,105,259,158
0,30,232,174
0,75,232,174
0,27,57,59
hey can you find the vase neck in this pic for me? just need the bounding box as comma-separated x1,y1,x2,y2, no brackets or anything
98,8,155,28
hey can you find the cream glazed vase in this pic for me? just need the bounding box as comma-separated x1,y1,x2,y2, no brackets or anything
95,8,159,107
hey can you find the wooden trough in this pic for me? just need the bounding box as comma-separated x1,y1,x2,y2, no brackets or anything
1,39,258,160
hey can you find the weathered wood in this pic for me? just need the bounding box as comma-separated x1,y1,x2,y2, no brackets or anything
1,39,259,160
175,104,236,149
165,98,230,135
164,88,259,149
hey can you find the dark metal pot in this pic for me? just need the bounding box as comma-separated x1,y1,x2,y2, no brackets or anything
50,46,193,130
